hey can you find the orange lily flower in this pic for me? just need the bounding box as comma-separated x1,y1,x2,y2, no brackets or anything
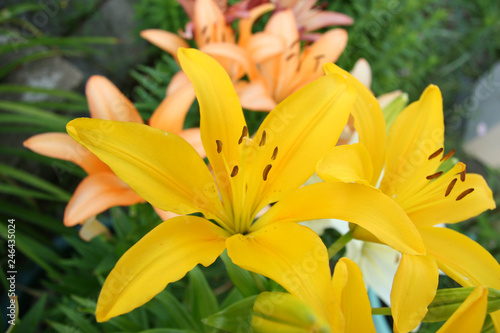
236,9,348,111
24,75,202,237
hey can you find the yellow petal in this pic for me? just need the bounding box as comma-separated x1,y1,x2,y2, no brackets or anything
226,222,343,331
64,173,144,226
332,258,376,333
391,254,439,332
235,80,277,111
67,118,225,221
23,132,109,174
380,85,444,199
246,73,355,212
323,63,386,184
419,226,500,290
85,76,143,123
437,286,488,333
254,182,425,256
317,143,373,186
405,172,496,227
96,216,229,322
178,48,247,214
149,82,195,134
238,3,275,47
140,29,189,60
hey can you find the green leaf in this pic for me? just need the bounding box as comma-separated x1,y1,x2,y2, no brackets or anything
154,291,201,331
424,287,500,323
0,162,71,200
14,294,48,332
220,251,266,297
0,84,86,102
188,266,219,326
59,307,100,333
202,295,256,332
0,101,71,129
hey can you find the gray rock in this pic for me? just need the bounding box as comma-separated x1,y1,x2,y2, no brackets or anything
463,62,500,168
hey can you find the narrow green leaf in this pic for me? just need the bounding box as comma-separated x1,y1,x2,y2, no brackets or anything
424,287,500,323
0,183,67,201
0,162,71,200
220,251,264,297
59,307,100,333
202,296,256,332
0,84,86,102
0,100,71,127
188,266,219,325
154,291,201,331
14,294,48,332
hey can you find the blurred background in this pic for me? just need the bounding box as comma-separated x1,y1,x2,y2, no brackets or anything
1,0,499,331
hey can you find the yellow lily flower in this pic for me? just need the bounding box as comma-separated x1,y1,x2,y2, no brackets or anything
67,48,425,322
24,75,202,238
314,63,498,332
252,257,375,332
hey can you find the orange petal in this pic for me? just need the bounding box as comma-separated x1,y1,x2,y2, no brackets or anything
193,0,233,47
201,42,258,80
140,29,189,60
247,32,286,64
23,132,109,174
153,206,180,221
235,80,277,111
166,71,191,96
299,10,353,32
178,127,206,158
86,76,143,123
294,29,348,86
149,83,195,134
238,3,275,47
64,173,144,226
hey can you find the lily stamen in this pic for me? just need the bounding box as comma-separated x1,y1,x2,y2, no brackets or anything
460,167,466,182
445,178,457,197
263,164,272,181
216,140,223,153
456,188,474,201
271,147,278,160
231,165,239,177
259,130,267,147
238,126,248,144
440,148,456,162
428,147,443,160
426,171,443,180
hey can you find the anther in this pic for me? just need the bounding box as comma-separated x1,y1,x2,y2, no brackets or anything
259,130,267,147
238,126,248,144
460,166,466,182
426,171,443,180
271,147,278,160
456,188,474,201
445,178,457,197
428,147,443,160
286,53,295,62
201,26,208,35
290,39,299,49
231,165,239,177
263,164,272,181
216,140,223,153
440,148,456,162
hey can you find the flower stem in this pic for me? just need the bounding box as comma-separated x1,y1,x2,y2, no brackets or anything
372,307,392,316
328,231,353,259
